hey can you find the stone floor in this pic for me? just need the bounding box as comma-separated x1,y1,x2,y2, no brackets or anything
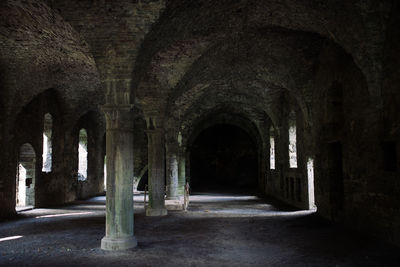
0,193,399,266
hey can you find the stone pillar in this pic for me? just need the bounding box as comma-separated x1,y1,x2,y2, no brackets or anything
177,150,186,197
166,145,179,200
101,104,137,250
146,128,168,216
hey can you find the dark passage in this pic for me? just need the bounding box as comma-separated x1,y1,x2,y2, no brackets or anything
190,124,258,194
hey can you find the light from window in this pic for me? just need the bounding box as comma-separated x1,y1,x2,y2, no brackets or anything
269,127,275,170
78,129,88,181
307,157,316,209
288,112,297,168
42,113,52,172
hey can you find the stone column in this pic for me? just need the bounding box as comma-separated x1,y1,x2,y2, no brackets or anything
101,104,137,250
177,150,186,197
146,128,168,216
166,145,179,200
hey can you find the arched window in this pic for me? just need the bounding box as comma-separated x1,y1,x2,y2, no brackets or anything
288,111,297,168
42,113,52,172
17,143,36,208
269,126,275,170
78,129,88,181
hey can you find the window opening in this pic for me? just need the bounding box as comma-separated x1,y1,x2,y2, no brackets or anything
269,126,275,170
288,111,297,168
78,129,88,181
42,113,52,172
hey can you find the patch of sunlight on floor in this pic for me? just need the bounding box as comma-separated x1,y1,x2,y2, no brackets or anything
189,195,259,202
0,235,23,242
16,206,33,212
35,212,93,219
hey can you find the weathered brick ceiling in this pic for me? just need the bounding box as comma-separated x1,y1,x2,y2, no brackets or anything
0,0,393,130
45,0,166,79
133,0,392,114
165,80,284,140
166,30,322,109
153,29,328,140
0,0,100,122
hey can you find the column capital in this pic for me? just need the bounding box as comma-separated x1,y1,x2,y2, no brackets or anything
143,110,164,130
103,79,132,105
101,104,134,131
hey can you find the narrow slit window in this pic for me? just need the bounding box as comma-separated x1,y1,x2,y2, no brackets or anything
78,129,88,181
269,126,275,170
42,113,52,172
288,111,297,168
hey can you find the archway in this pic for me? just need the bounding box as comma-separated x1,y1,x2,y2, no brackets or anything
16,143,36,210
189,124,258,194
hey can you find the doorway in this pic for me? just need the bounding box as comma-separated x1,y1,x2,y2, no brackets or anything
16,143,36,210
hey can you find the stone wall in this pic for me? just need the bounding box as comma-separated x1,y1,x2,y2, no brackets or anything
0,0,103,217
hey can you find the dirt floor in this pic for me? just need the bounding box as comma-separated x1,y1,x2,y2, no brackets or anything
0,193,399,266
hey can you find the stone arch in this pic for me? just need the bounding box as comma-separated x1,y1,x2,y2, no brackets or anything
10,88,64,208
73,110,106,199
137,29,324,121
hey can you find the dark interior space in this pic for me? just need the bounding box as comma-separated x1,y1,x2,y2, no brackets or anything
190,124,258,194
1,0,400,264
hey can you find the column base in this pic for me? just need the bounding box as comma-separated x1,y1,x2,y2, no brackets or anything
101,235,137,251
165,199,184,211
146,207,168,216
